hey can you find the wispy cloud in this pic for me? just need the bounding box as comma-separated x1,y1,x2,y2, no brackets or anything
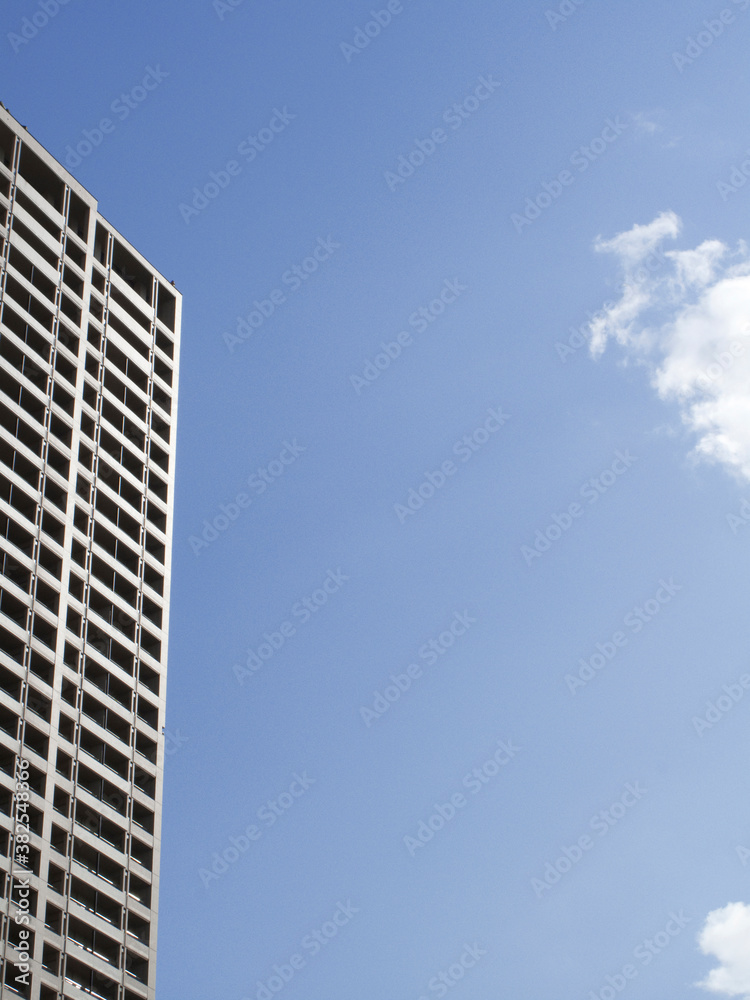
588,213,750,481
632,108,681,148
632,110,662,135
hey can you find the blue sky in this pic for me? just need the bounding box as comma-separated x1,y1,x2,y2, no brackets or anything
3,0,750,997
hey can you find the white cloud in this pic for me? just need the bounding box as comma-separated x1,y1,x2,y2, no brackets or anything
696,902,750,998
588,213,750,481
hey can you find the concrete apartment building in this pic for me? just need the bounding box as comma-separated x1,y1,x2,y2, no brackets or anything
0,107,180,1000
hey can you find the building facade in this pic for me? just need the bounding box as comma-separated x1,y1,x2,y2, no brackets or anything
0,107,180,1000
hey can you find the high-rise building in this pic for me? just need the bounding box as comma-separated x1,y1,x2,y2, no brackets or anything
0,107,180,1000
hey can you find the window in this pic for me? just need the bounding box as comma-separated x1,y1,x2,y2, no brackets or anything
76,761,128,819
63,642,79,669
0,546,32,591
156,285,176,331
30,613,56,651
18,143,64,210
26,685,51,722
35,578,59,615
111,240,153,305
69,875,122,928
135,694,158,729
74,799,126,852
13,188,61,242
72,836,124,890
53,785,70,818
84,658,133,711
